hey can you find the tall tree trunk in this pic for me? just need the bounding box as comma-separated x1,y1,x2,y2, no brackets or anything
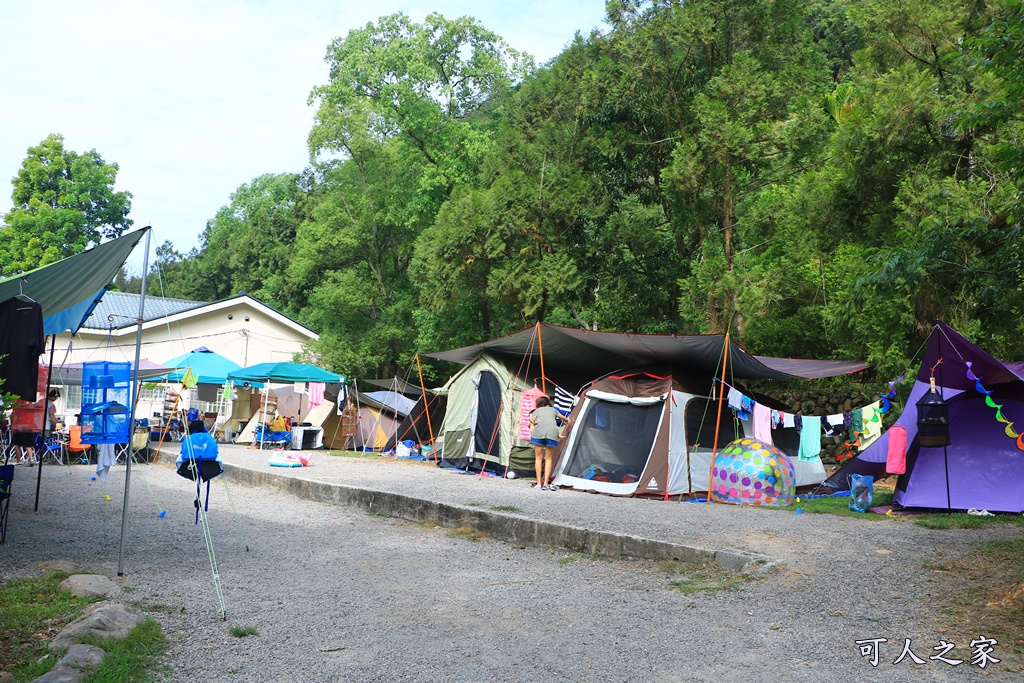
479,293,491,341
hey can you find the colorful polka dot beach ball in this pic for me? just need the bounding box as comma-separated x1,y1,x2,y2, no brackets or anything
710,438,796,507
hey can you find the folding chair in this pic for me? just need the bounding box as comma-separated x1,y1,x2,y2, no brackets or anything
67,426,95,464
1,464,14,544
39,434,67,465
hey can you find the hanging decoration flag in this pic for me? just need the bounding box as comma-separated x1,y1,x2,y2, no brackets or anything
965,361,1024,450
182,368,199,389
879,373,905,414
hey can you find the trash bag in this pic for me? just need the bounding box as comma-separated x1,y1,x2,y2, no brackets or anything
848,473,874,513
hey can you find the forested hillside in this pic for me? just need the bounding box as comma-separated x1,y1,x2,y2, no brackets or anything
59,1,1024,381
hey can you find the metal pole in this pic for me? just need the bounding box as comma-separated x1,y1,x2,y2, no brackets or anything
34,335,58,510
935,322,952,511
118,227,151,576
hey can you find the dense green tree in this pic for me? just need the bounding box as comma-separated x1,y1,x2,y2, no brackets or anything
158,173,311,311
298,12,532,375
0,134,132,275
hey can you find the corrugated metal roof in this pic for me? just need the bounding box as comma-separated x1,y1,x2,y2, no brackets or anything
81,292,203,330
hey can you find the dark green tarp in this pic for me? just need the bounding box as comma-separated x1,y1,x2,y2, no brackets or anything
426,323,869,384
0,229,147,335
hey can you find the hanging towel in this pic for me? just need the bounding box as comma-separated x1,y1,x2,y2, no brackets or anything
727,387,744,412
554,385,577,416
850,409,864,441
823,414,846,437
752,403,773,444
96,443,117,483
308,382,325,409
798,415,822,461
782,412,795,428
886,425,908,474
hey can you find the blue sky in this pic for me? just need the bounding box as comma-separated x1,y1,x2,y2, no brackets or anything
0,0,607,274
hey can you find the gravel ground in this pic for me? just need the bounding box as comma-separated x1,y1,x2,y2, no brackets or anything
1,449,1021,682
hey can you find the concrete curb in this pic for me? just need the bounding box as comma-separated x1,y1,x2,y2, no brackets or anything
213,461,771,572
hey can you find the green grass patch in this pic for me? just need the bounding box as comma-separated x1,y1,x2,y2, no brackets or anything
79,618,166,683
926,533,1024,669
466,502,483,507
326,449,379,459
448,524,487,541
490,505,522,513
0,572,99,678
912,512,1024,530
659,560,749,593
228,625,259,637
774,489,894,518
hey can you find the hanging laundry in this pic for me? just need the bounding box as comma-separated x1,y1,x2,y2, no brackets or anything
850,409,863,441
798,415,822,461
823,414,846,438
308,382,325,409
842,411,853,429
727,387,744,412
782,412,795,428
96,443,117,483
886,425,908,475
554,385,577,417
771,410,781,428
752,403,773,444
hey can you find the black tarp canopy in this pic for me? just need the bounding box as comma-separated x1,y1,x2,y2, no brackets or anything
426,324,868,386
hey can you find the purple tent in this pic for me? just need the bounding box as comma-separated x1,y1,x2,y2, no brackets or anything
825,322,1024,512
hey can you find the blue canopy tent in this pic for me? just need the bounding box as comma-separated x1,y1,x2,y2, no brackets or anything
153,348,262,387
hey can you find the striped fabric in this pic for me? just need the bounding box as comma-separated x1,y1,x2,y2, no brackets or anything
554,385,577,416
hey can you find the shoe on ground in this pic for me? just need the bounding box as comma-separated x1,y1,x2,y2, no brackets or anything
531,482,541,489
548,483,556,491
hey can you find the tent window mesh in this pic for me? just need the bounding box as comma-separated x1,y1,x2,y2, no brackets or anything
563,399,663,481
685,398,743,449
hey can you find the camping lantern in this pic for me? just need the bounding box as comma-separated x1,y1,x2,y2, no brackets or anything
916,377,950,447
80,361,132,444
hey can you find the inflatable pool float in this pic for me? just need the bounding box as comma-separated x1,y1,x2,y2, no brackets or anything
267,452,312,468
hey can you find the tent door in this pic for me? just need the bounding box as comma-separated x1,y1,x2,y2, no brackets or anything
472,371,502,458
667,391,692,494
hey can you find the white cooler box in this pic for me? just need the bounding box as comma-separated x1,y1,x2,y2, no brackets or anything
290,426,323,450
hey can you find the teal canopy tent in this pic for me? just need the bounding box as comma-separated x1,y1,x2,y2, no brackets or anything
153,348,262,387
227,361,341,384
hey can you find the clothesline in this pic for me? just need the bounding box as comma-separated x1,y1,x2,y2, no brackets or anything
713,377,888,459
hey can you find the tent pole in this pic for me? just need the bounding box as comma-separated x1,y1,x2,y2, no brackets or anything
416,355,438,462
118,226,151,576
706,334,730,502
536,323,547,395
935,324,951,511
34,334,58,511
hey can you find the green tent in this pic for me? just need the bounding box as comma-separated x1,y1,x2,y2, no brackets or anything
434,352,536,475
0,229,147,335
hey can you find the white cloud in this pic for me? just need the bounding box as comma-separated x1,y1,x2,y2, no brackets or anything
0,0,607,274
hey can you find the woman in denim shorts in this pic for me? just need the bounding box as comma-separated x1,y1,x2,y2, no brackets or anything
529,396,569,490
